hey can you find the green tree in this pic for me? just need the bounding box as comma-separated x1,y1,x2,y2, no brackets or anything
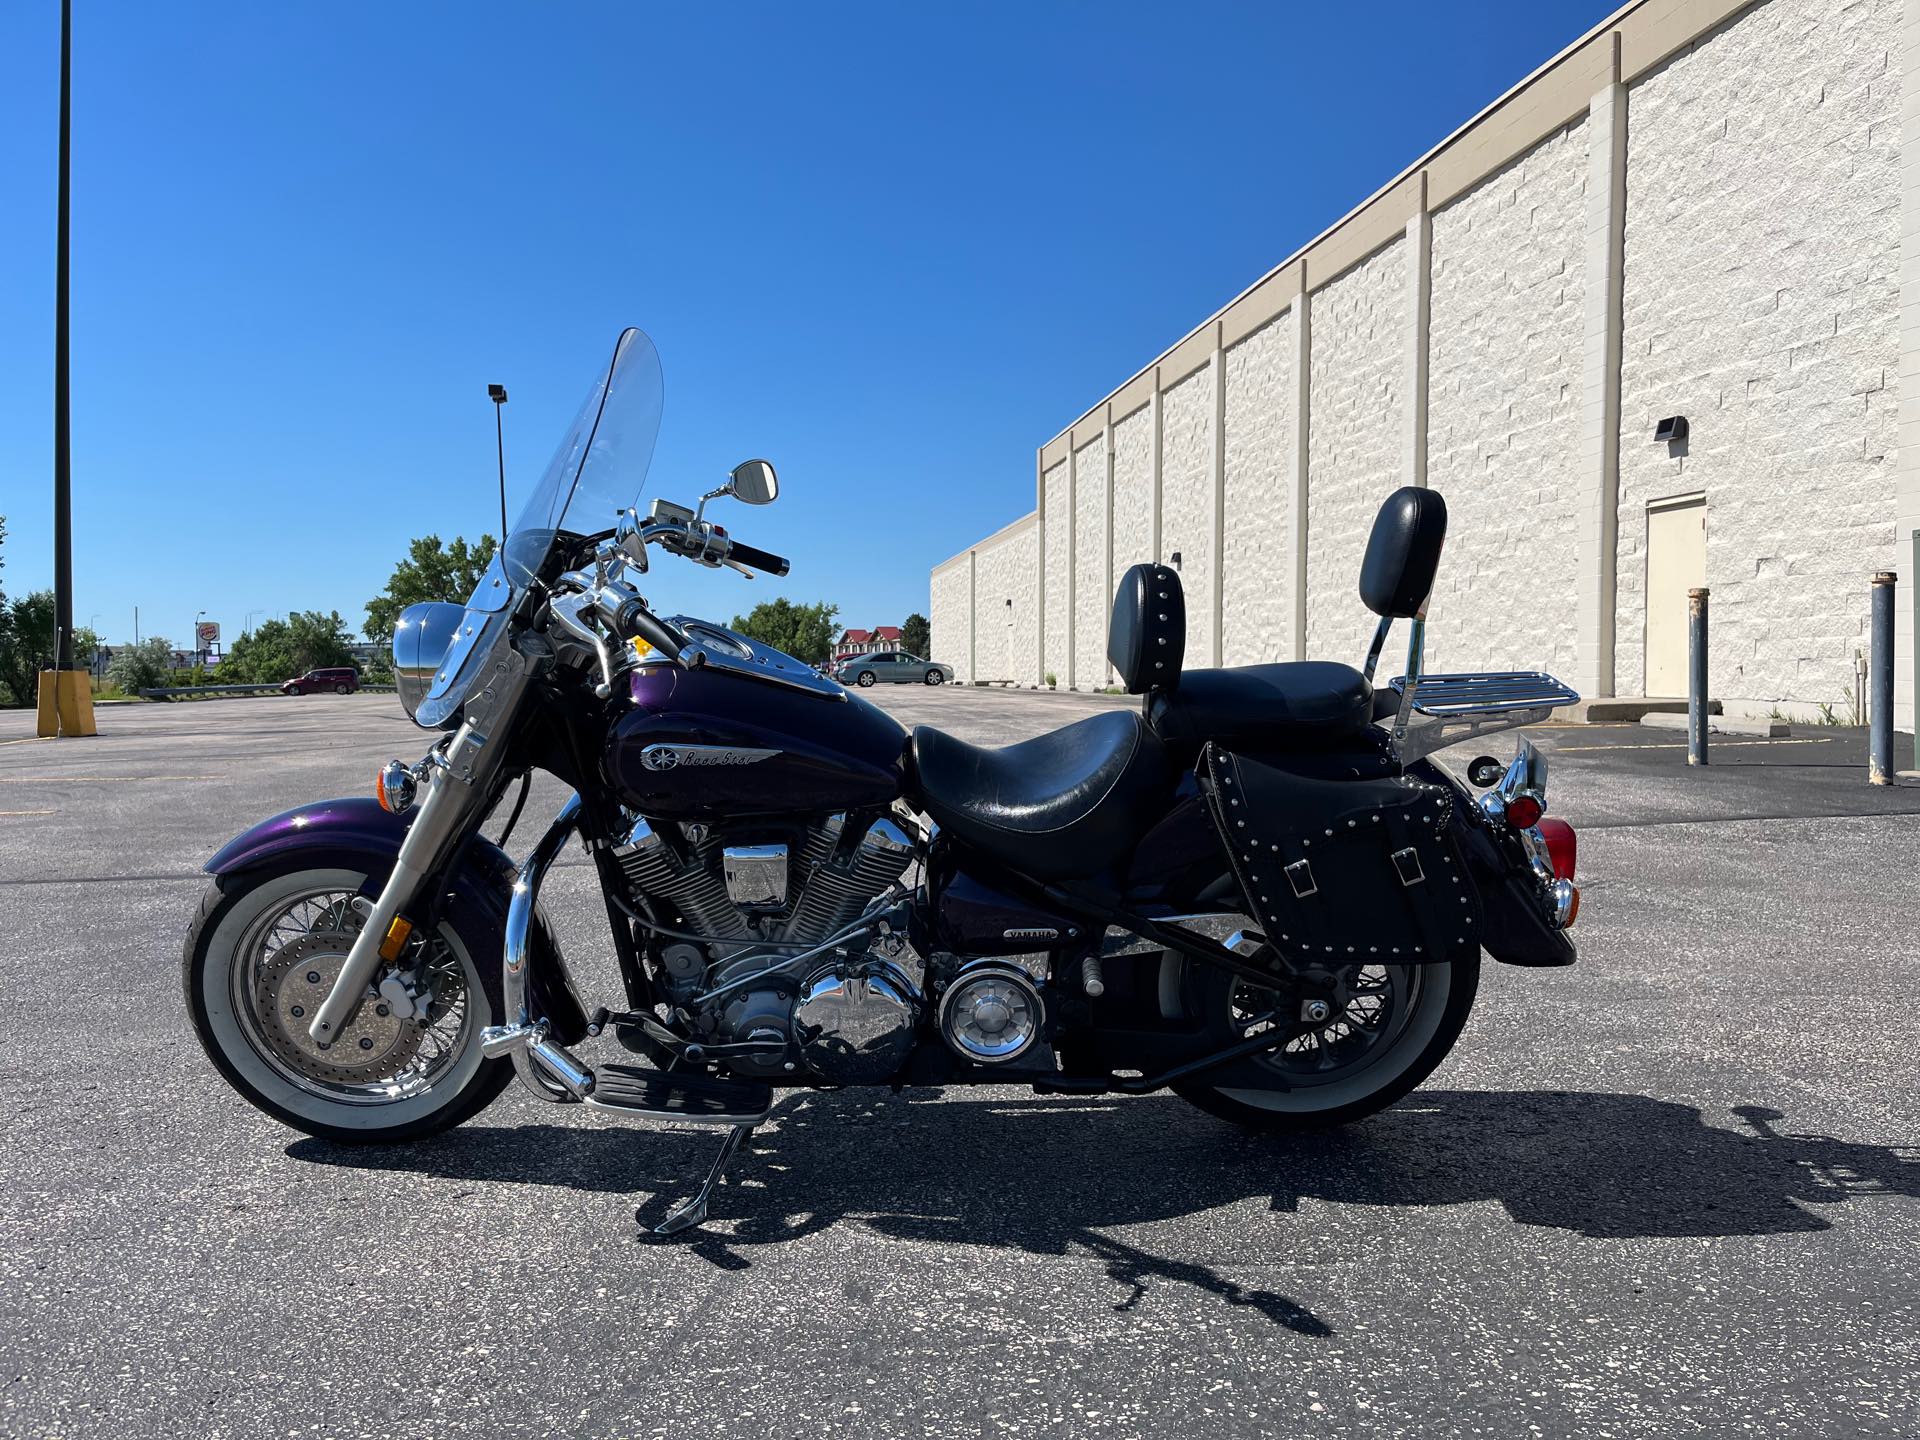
729,598,840,664
901,612,930,659
364,533,497,643
223,611,355,683
108,637,176,693
0,589,100,708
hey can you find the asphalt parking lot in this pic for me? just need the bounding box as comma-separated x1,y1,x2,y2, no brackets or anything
2,689,1917,1439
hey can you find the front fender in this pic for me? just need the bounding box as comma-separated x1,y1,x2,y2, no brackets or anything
204,797,589,1042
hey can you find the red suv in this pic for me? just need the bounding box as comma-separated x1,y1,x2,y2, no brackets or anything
281,667,360,696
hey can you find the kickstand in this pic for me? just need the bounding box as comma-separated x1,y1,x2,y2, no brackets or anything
650,1124,754,1237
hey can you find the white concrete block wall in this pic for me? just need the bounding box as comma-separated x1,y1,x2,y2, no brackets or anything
1307,238,1407,668
1073,436,1109,686
1616,0,1900,714
1111,405,1154,583
929,559,971,681
942,0,1909,723
1160,366,1215,665
973,519,1039,683
1426,120,1588,677
1221,310,1296,667
1041,462,1070,686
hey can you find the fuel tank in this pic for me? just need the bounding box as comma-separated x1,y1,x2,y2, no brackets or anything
608,656,908,819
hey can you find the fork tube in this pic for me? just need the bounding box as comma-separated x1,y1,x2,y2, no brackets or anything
307,761,479,1045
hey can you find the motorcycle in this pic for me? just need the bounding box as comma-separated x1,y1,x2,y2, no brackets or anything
185,327,1583,1234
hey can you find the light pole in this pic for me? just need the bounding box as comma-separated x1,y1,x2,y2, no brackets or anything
489,383,509,546
244,608,262,638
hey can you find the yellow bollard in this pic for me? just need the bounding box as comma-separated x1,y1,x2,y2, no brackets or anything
35,669,97,738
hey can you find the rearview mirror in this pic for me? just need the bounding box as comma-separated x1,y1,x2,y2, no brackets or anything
728,459,779,505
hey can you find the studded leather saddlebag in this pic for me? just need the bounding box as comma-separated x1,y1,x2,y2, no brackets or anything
1200,742,1480,966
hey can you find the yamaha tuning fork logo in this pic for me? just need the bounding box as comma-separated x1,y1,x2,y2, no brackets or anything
640,744,779,773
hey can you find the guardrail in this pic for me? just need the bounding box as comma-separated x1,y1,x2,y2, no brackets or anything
137,683,397,700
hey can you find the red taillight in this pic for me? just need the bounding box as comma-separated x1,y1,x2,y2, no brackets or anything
1537,816,1576,880
1504,794,1544,830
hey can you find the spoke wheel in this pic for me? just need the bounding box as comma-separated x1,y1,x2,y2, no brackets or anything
226,886,478,1106
185,864,511,1142
1170,924,1478,1133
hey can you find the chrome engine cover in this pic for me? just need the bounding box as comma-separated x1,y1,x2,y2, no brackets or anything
937,960,1044,1065
792,959,920,1084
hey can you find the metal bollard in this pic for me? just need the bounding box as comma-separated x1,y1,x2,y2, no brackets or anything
1869,571,1895,785
1688,587,1709,767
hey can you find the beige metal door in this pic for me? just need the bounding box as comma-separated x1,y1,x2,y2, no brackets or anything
1645,495,1706,697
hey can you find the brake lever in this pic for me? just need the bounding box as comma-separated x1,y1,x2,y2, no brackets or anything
548,592,618,699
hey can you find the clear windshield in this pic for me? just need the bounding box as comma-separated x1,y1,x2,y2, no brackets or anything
411,327,663,729
502,326,664,591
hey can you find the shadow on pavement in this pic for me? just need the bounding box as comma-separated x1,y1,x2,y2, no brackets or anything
289,1089,1917,1333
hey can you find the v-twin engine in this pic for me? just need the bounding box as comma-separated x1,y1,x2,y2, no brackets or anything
613,812,921,1081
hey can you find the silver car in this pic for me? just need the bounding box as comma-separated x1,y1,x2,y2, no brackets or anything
838,650,953,687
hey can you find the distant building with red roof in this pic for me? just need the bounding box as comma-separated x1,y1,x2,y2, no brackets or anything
834,625,902,661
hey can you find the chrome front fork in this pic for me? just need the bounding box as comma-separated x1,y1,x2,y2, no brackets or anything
307,633,537,1047
306,759,482,1046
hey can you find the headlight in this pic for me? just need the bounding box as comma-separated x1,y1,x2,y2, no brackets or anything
391,601,466,719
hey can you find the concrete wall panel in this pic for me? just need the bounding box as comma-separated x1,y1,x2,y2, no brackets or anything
1041,462,1069,686
1160,367,1215,666
1616,0,1900,713
972,520,1038,685
1426,119,1589,676
1073,437,1110,687
1222,310,1296,667
1307,237,1407,668
930,560,970,682
1112,406,1154,582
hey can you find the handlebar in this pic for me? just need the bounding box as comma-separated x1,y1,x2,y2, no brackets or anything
606,597,683,658
722,539,790,577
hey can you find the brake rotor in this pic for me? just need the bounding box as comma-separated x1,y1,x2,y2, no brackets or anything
254,932,427,1086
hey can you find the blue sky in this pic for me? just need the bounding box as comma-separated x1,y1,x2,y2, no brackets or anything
0,1,1618,648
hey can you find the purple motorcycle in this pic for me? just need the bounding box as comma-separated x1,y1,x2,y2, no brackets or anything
186,327,1582,1234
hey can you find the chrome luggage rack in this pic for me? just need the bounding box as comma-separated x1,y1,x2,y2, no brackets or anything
1363,615,1580,763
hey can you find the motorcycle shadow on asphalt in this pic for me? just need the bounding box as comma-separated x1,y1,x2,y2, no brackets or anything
287,1089,1917,1334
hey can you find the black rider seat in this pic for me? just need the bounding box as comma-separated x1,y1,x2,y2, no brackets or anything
909,710,1169,880
1147,660,1373,745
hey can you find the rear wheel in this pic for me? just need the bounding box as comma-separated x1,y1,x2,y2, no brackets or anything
856,670,876,687
183,863,512,1143
334,682,350,695
924,669,944,686
1170,930,1478,1133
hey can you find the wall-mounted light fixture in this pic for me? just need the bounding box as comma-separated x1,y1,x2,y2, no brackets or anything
1654,415,1688,445
1170,550,1183,571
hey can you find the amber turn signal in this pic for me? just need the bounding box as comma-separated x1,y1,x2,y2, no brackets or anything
375,759,417,815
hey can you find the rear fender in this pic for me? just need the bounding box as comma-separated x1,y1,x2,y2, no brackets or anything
204,798,590,1041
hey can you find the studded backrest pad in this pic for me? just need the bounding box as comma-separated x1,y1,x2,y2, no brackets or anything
1108,562,1185,694
1201,742,1479,966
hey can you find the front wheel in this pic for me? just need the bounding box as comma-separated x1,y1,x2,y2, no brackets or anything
183,863,512,1143
924,669,944,686
855,670,876,687
1171,936,1479,1134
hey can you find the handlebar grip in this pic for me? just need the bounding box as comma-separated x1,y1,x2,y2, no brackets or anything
610,599,682,659
725,539,790,577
